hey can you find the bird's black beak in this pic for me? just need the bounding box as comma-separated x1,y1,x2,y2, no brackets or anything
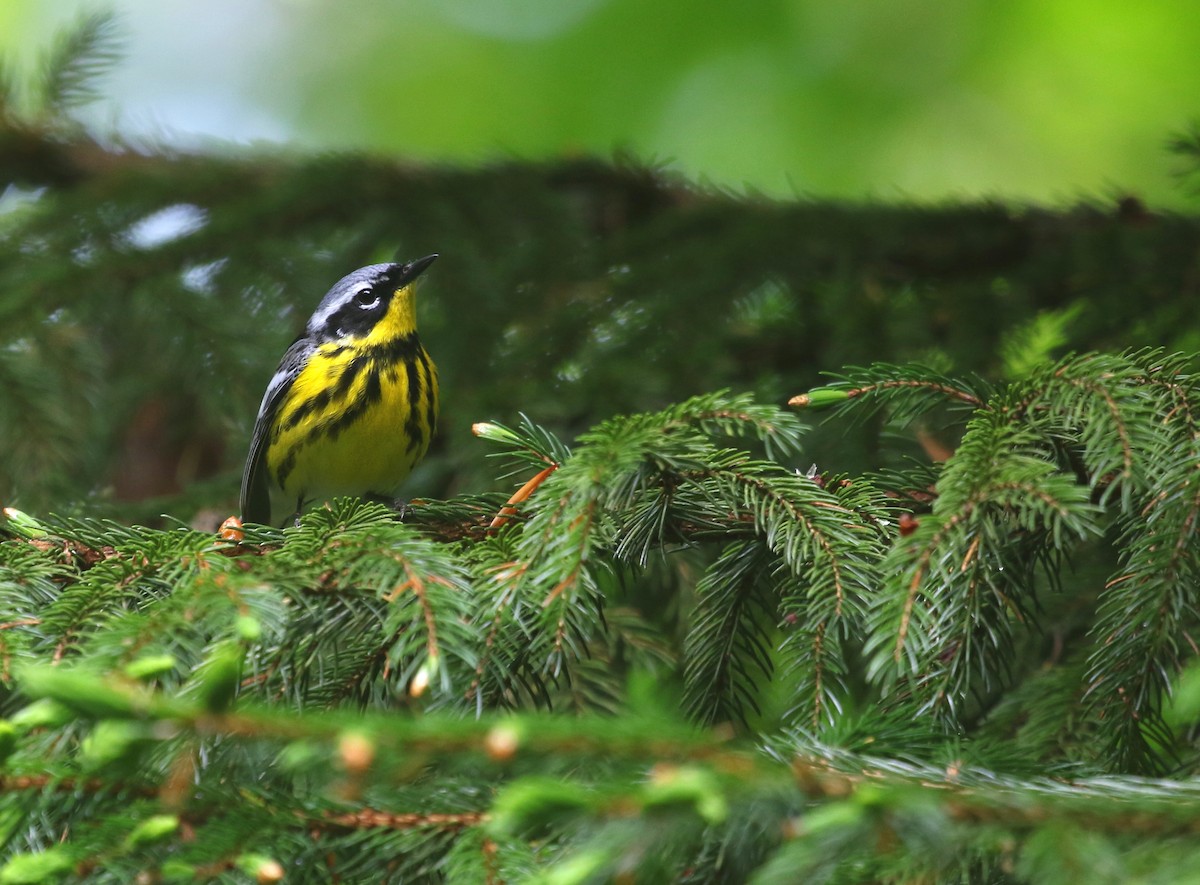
395,254,438,288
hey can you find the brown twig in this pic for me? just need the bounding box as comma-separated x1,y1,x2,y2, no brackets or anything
489,464,558,532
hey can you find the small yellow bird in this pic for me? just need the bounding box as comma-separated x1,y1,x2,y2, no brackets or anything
240,256,439,524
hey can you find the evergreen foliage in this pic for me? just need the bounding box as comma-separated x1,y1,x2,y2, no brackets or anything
2,16,1200,884
3,16,1200,518
1,355,1200,881
37,11,124,117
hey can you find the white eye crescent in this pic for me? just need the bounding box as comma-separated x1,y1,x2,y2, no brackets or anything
354,287,380,309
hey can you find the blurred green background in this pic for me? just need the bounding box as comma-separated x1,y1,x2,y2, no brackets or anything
2,0,1199,522
3,0,1199,208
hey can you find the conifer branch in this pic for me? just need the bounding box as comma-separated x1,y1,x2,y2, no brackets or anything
864,395,1103,719
790,364,990,424
1079,354,1200,769
683,542,776,727
316,809,488,832
4,28,1200,871
4,354,1200,876
38,11,125,116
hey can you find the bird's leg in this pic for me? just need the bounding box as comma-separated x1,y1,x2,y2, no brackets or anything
284,495,305,528
363,492,408,521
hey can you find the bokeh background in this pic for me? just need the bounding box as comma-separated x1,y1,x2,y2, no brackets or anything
4,0,1200,208
2,0,1199,523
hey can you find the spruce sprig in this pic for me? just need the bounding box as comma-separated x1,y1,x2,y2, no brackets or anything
3,359,1200,878
864,409,1102,719
38,10,124,115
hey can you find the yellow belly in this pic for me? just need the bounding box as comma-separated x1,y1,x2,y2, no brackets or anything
265,343,438,504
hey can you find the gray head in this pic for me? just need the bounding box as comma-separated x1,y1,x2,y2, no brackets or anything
306,255,437,342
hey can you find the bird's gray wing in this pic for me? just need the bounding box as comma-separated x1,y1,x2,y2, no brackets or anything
239,337,315,524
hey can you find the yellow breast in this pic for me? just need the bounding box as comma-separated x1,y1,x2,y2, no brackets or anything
265,340,438,502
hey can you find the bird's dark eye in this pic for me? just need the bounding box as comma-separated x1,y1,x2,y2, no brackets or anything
354,287,380,309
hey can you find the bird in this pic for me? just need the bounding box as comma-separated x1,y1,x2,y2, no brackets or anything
240,255,439,525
